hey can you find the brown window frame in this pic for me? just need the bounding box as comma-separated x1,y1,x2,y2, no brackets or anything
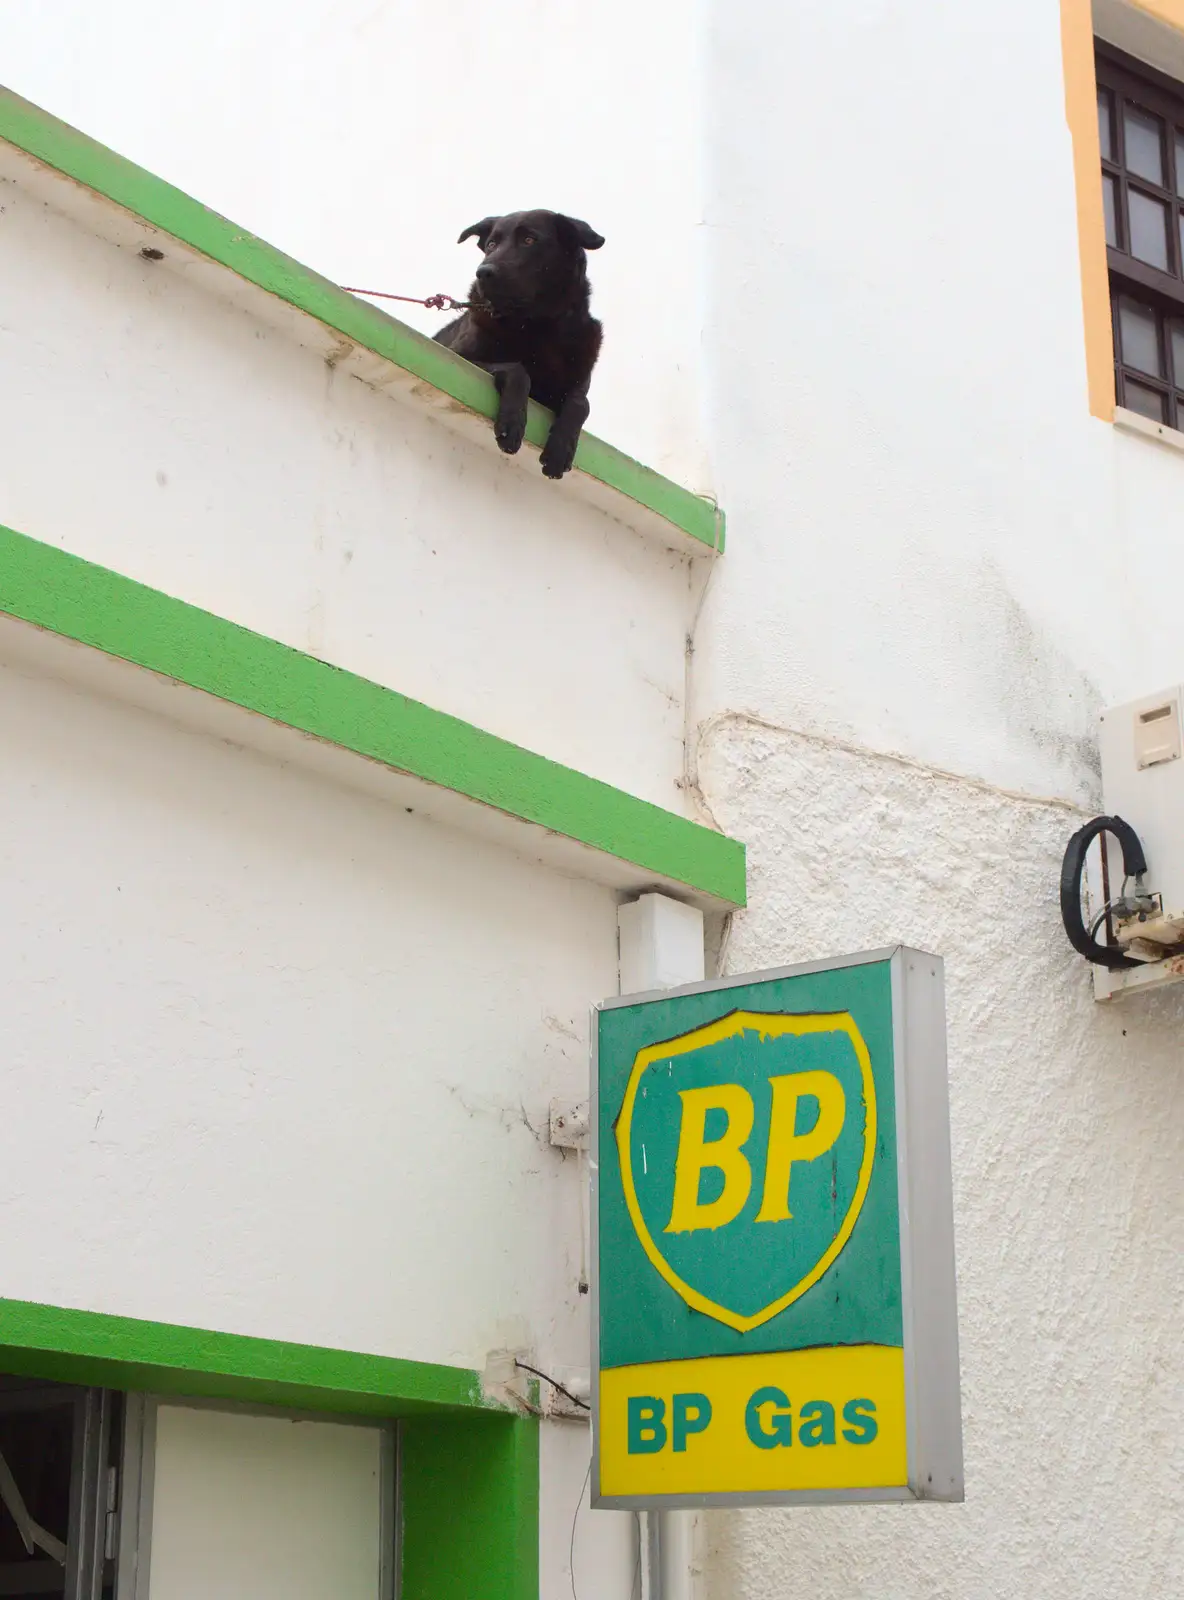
1096,41,1184,428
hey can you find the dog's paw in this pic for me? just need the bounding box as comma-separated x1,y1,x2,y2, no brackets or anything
494,407,527,455
540,429,578,479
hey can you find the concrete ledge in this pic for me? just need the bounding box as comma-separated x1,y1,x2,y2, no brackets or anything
0,84,724,559
0,521,747,909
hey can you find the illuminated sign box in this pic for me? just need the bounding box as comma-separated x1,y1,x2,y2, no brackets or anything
592,947,963,1508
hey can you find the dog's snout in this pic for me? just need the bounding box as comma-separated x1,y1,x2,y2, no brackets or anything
475,262,498,284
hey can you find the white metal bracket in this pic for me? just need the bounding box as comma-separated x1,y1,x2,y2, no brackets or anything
1092,950,1184,1000
549,1097,589,1151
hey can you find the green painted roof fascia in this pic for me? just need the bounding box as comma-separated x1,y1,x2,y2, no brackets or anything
0,85,724,554
0,1296,490,1418
0,523,747,907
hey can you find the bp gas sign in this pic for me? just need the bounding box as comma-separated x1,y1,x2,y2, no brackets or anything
592,947,963,1508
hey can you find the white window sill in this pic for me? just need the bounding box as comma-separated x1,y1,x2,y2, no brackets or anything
1113,405,1184,453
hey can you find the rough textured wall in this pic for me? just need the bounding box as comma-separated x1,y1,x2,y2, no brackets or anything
698,717,1184,1600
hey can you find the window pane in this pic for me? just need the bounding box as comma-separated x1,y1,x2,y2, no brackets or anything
1176,131,1184,196
1103,172,1119,246
150,1406,389,1600
1130,189,1170,269
1123,378,1167,421
1099,88,1114,160
1170,320,1184,384
1119,296,1162,374
0,1387,75,1597
1125,105,1165,185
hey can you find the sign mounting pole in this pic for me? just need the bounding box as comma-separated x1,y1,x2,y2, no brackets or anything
617,894,707,1600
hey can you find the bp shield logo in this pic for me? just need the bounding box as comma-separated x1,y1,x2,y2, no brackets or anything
614,1011,875,1332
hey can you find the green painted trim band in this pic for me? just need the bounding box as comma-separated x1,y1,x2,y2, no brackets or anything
0,85,724,554
0,523,747,906
0,1296,489,1418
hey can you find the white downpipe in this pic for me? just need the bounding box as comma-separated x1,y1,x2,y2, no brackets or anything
660,1509,699,1600
639,1508,662,1600
618,893,706,1600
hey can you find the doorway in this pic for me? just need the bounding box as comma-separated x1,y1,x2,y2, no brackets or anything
0,1376,119,1600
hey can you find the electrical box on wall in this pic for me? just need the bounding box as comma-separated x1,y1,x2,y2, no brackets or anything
1090,685,1184,1000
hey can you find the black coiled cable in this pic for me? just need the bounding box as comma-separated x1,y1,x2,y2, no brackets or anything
1059,815,1148,970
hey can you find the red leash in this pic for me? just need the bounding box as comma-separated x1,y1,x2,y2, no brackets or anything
341,286,470,311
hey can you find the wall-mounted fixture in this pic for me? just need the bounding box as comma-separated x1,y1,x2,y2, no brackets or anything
1060,686,1184,1001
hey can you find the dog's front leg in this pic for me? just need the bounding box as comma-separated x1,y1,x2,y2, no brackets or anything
539,387,590,480
477,361,531,455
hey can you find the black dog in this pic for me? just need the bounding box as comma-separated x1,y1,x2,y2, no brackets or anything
434,210,603,479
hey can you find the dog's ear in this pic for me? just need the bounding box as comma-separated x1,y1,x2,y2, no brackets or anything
458,216,499,248
557,215,605,251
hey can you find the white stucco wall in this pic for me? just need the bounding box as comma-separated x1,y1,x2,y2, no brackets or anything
690,2,1184,1595
0,659,612,1372
693,0,1184,808
698,720,1184,1598
0,652,635,1597
0,40,696,1592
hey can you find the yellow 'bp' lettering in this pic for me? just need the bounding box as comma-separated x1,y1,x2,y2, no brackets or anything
665,1085,754,1233
665,1072,847,1234
755,1070,846,1223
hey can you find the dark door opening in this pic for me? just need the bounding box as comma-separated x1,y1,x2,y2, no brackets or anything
0,1377,120,1600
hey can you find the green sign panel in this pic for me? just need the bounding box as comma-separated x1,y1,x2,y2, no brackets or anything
592,947,963,1508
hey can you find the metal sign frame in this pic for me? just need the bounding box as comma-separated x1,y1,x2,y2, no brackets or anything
590,945,963,1509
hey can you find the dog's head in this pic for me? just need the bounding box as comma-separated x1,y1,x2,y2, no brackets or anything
457,210,604,316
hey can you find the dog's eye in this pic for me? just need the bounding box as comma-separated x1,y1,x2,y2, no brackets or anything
521,234,537,246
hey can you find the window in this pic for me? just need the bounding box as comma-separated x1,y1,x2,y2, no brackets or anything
1097,43,1184,427
0,1376,397,1600
118,1397,397,1600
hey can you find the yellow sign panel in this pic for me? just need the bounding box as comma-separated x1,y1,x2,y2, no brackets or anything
599,1346,907,1498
